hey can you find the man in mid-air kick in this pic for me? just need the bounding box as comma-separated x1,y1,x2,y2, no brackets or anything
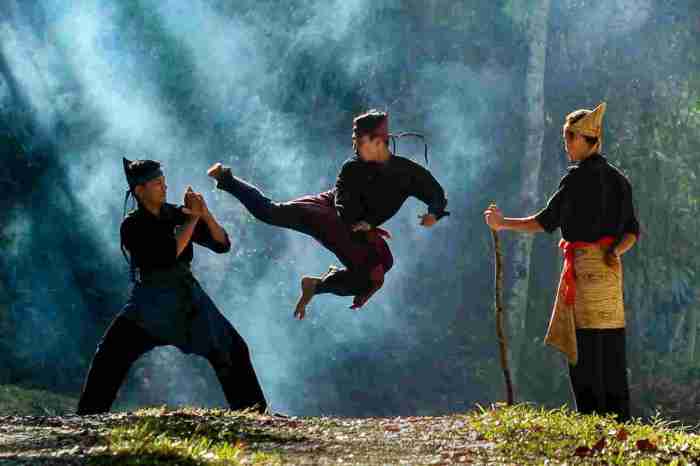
208,110,449,319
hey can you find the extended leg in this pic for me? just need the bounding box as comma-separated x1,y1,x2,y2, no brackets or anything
205,322,267,413
208,163,384,272
186,284,267,412
77,315,159,415
209,164,310,233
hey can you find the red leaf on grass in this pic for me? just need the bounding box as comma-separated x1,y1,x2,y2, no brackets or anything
615,428,629,442
636,439,657,452
574,446,591,457
592,437,607,452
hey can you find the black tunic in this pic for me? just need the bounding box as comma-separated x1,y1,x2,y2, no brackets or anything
120,203,230,272
535,154,640,242
333,155,449,227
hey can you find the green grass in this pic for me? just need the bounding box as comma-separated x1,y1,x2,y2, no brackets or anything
0,384,77,415
91,404,700,465
4,392,700,464
466,403,700,465
91,407,289,465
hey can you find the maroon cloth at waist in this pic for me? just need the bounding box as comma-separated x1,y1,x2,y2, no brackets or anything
286,190,393,272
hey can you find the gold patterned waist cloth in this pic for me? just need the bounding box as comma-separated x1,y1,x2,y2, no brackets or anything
544,241,625,365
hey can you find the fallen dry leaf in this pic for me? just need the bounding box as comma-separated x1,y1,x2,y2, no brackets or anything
592,437,606,452
636,438,657,452
615,428,629,442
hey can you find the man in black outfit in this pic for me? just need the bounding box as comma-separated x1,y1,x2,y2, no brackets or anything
77,158,267,414
484,103,640,421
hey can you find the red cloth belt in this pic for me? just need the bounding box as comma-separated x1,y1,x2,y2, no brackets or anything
559,236,616,306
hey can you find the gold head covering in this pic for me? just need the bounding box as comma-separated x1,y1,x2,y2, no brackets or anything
566,102,606,153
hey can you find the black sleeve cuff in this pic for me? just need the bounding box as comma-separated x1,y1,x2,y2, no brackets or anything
212,233,232,253
429,209,450,220
534,209,557,234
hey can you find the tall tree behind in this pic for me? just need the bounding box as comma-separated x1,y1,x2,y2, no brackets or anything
503,0,552,388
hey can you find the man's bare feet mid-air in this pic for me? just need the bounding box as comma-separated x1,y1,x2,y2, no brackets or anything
207,162,229,181
294,276,321,320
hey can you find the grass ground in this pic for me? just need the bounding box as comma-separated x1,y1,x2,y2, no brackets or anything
1,385,700,465
0,384,76,416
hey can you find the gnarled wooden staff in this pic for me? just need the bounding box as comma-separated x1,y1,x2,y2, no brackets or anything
490,203,514,405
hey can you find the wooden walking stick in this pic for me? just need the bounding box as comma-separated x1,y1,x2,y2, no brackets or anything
490,203,514,405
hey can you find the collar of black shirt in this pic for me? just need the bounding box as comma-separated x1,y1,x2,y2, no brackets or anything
578,153,605,167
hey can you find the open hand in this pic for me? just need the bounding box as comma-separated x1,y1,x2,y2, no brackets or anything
604,248,621,269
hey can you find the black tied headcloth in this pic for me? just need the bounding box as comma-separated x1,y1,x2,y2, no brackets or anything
123,157,164,191
121,157,164,216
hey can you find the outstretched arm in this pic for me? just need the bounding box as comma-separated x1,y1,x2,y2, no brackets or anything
484,205,545,233
488,174,569,234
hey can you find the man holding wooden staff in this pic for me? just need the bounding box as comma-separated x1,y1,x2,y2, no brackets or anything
484,103,640,421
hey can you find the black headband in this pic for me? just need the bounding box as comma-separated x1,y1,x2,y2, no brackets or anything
122,157,163,189
127,167,163,188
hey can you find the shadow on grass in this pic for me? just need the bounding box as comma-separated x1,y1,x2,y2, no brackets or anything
1,410,308,466
120,411,308,445
1,452,206,466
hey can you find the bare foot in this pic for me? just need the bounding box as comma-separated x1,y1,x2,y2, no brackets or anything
294,276,320,320
207,162,229,181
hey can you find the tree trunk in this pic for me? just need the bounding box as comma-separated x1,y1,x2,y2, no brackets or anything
669,312,686,355
688,293,700,365
505,0,551,390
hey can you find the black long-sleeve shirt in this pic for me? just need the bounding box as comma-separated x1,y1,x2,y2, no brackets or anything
333,155,449,227
535,154,640,243
120,203,230,271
